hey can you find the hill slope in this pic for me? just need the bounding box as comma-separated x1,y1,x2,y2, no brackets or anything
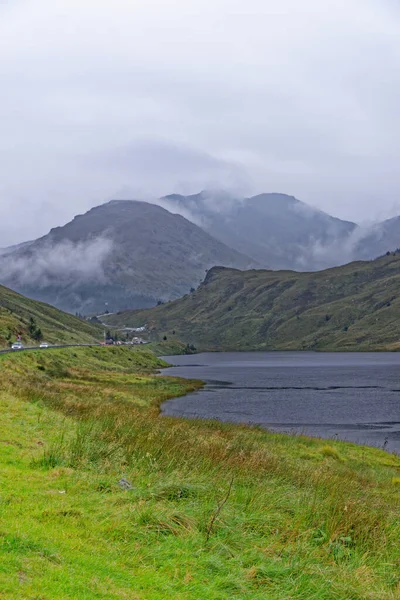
162,191,357,270
0,200,255,314
104,253,400,351
0,284,101,348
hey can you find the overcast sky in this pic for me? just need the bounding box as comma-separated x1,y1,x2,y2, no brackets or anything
2,0,400,245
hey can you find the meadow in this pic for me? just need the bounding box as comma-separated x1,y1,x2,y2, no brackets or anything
0,346,399,599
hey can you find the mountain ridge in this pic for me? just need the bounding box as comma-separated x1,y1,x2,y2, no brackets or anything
103,253,400,352
0,200,256,314
160,191,359,270
2,192,400,316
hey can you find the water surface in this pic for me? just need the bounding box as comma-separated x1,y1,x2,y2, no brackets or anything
161,352,400,453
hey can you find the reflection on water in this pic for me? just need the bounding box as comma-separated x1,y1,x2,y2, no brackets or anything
161,352,400,454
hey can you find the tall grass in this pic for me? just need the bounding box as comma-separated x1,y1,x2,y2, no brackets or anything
0,346,399,599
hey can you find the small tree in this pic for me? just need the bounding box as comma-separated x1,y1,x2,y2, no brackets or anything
33,328,43,342
28,317,37,337
28,316,43,341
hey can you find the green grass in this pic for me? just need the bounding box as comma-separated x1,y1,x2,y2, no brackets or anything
0,284,102,348
104,253,400,351
0,346,399,598
148,339,196,355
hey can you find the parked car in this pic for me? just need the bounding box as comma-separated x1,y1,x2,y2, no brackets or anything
39,342,49,348
11,342,24,350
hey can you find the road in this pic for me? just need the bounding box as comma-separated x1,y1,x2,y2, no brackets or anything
0,343,101,355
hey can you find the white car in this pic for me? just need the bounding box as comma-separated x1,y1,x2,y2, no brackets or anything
11,342,24,350
39,342,49,348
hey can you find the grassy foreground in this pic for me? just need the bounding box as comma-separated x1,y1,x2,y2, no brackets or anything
0,347,399,599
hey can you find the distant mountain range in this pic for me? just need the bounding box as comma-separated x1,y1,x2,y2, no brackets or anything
161,191,357,270
161,191,400,269
1,191,400,314
0,200,255,314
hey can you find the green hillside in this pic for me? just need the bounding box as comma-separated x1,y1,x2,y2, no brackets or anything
104,253,400,351
0,284,102,348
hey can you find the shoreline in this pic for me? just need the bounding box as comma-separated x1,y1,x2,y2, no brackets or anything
0,346,399,598
159,351,400,455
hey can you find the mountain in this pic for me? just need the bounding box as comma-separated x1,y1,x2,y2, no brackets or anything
161,191,358,270
103,253,400,352
0,241,33,256
355,216,400,260
0,200,256,314
4,193,400,318
0,284,101,348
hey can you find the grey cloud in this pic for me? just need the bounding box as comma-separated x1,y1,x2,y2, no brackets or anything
293,226,377,271
1,0,400,244
156,189,244,229
99,140,251,198
0,238,113,287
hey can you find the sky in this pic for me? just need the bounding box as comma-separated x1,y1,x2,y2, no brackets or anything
2,0,400,245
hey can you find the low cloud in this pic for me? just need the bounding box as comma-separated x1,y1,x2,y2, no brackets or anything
154,189,244,230
3,0,400,246
0,237,113,288
293,223,390,270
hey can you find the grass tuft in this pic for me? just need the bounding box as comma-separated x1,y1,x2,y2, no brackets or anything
321,444,342,460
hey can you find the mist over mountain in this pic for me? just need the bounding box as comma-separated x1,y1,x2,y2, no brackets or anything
0,241,33,257
160,191,400,270
355,216,400,260
0,200,255,314
2,191,400,316
160,191,357,270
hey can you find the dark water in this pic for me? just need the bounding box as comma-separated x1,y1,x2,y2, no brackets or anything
161,352,400,454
